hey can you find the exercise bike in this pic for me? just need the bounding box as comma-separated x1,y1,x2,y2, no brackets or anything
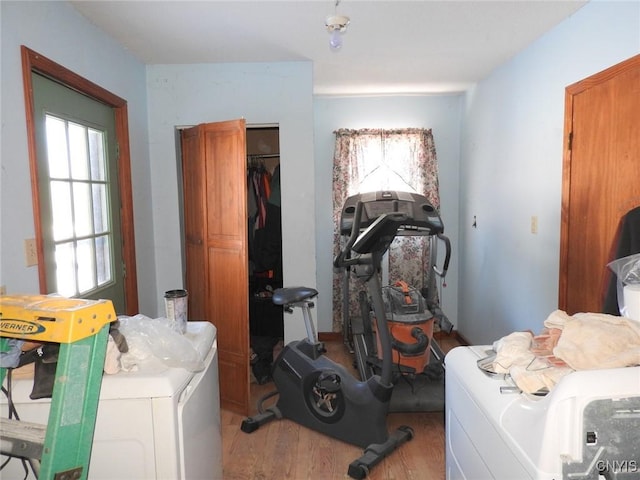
241,201,416,479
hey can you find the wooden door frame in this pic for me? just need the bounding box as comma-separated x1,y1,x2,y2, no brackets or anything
21,46,139,314
558,54,640,310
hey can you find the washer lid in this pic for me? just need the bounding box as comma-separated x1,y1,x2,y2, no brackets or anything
99,321,216,400
0,322,217,402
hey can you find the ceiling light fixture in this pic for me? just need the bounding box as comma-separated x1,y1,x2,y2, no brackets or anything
325,1,350,51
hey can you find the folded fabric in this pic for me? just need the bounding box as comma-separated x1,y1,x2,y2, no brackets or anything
547,310,640,370
543,309,573,330
492,331,573,394
489,310,640,394
510,359,573,394
492,331,534,374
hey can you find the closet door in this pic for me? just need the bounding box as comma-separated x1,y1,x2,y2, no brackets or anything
559,54,640,314
181,119,249,415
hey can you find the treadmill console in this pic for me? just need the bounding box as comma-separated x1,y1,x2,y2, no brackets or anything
340,191,444,236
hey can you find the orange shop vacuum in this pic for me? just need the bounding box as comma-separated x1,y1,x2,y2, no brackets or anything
373,280,434,375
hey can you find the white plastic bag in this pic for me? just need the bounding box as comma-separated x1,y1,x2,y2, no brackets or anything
608,253,640,318
117,314,205,372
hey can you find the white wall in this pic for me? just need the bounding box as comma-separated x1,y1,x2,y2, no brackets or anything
0,1,156,314
145,62,316,343
458,0,640,344
313,95,463,332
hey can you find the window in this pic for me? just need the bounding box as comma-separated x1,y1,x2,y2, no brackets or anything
331,128,442,332
45,115,113,297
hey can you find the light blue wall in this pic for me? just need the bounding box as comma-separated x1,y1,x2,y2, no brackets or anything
145,62,316,342
313,95,463,332
0,1,156,314
458,0,640,344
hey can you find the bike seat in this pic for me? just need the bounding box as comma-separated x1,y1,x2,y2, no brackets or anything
272,287,318,305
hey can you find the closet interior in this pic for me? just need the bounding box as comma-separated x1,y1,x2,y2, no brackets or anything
246,127,283,384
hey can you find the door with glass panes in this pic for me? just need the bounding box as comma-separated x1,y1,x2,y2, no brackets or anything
32,73,126,312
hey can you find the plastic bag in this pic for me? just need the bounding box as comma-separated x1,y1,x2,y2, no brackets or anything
117,314,205,372
607,252,640,319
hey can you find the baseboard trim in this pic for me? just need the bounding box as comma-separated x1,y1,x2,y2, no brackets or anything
318,332,343,342
451,330,470,346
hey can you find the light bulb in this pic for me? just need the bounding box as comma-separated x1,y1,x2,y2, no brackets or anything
329,30,343,50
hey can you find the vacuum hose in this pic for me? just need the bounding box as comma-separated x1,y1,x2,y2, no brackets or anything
391,327,429,356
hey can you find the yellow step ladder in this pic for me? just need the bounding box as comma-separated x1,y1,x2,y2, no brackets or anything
0,295,115,480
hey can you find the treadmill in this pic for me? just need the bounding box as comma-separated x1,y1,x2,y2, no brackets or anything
336,190,451,412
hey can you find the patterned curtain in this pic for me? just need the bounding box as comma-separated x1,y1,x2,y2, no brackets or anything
331,128,441,332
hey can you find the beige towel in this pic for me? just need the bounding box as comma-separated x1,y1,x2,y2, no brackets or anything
489,310,640,394
510,360,573,394
548,310,640,370
492,331,572,393
492,331,534,374
543,309,573,330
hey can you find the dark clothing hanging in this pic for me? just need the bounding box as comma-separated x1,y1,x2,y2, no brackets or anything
251,167,271,231
251,166,282,279
268,164,281,207
248,163,284,374
253,203,282,274
248,165,274,273
603,206,640,315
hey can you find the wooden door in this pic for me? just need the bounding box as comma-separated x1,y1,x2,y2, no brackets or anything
181,119,250,415
559,54,640,314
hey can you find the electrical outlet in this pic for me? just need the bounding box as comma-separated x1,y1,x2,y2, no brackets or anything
531,216,538,234
24,238,38,266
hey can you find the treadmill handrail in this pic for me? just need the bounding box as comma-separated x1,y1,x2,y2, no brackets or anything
433,233,451,278
334,200,364,268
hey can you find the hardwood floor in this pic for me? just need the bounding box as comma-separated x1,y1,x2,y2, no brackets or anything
221,333,462,479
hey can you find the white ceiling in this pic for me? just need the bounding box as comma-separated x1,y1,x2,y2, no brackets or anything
70,0,588,95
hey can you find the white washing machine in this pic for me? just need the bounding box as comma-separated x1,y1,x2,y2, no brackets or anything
445,346,640,480
0,321,222,480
